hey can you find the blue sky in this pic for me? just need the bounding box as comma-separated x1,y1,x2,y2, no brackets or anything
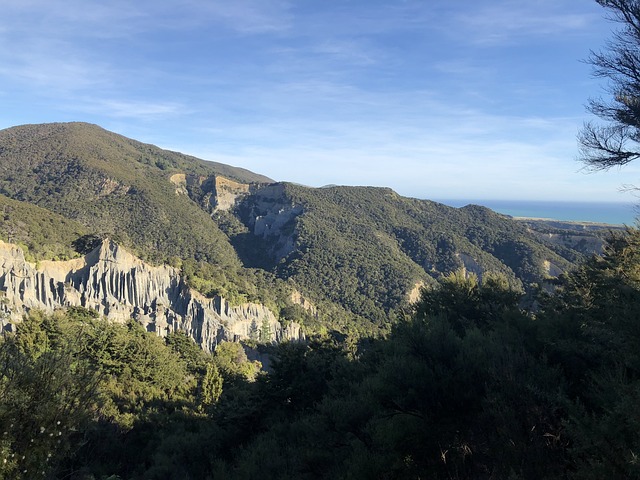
1,0,639,202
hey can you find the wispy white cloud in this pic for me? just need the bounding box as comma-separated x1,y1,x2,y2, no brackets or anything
1,0,144,39
72,99,189,120
433,60,491,77
173,85,598,200
453,0,601,46
1,0,293,40
0,41,112,92
311,39,379,66
181,0,293,34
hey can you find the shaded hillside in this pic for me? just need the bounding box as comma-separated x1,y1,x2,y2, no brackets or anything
4,230,640,479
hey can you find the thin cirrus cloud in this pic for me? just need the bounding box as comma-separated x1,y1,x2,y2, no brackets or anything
0,44,113,92
183,0,293,34
1,0,291,33
74,99,190,120
453,0,600,45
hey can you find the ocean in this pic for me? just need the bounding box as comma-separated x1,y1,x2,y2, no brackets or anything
435,199,638,226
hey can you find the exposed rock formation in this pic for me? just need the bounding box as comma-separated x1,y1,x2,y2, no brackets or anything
171,176,303,265
407,281,425,304
290,289,318,316
542,259,563,278
0,240,303,351
212,176,251,211
169,173,189,195
236,183,303,263
170,173,254,213
456,252,484,278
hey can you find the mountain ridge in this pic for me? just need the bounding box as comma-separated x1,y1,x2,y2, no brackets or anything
0,122,611,337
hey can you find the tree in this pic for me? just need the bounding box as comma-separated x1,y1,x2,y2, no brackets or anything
260,318,272,344
0,312,102,478
248,320,259,342
536,229,640,478
201,362,223,407
579,0,640,169
415,269,522,336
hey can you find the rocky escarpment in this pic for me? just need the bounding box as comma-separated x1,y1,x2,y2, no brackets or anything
170,175,302,265
170,173,255,213
0,240,303,351
236,183,303,263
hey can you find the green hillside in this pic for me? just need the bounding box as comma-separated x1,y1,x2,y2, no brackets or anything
230,183,580,325
0,193,88,261
0,122,270,266
0,122,597,334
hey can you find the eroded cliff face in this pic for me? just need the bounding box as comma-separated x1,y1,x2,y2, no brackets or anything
169,175,302,265
0,240,303,351
169,173,255,213
236,183,303,263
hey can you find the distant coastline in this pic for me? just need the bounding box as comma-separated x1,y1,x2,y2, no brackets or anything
435,199,638,226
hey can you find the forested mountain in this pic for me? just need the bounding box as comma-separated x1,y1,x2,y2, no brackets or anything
230,183,583,327
0,122,610,336
0,122,269,266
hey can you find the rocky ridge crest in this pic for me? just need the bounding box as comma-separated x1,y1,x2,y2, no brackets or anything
0,239,303,351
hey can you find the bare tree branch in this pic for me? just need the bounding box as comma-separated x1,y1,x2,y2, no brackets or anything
580,1,640,169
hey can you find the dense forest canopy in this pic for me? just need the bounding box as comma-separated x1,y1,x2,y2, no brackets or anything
1,229,640,479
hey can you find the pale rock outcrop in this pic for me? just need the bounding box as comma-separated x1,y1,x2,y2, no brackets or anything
408,281,425,304
455,252,484,277
169,173,253,213
0,240,303,351
542,259,563,278
212,176,251,211
239,184,303,262
290,289,317,316
98,177,130,196
169,173,188,195
172,176,303,263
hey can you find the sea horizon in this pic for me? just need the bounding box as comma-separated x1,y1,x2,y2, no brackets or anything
435,199,638,226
